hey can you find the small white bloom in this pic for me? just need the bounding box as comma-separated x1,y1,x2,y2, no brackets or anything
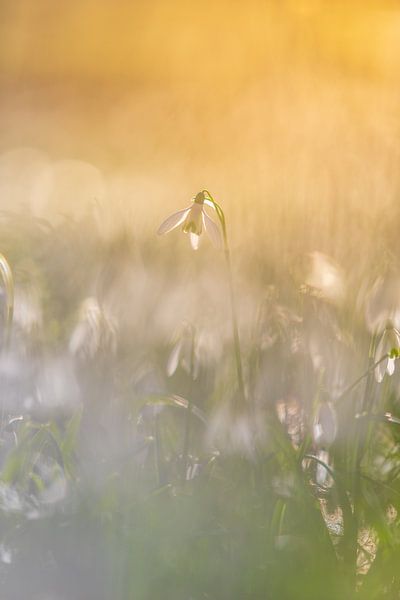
304,252,345,304
157,191,222,250
13,284,42,335
206,400,266,458
256,287,302,351
167,323,219,379
316,450,333,487
69,297,117,361
374,326,400,383
36,356,80,409
167,322,197,378
313,402,337,447
0,543,12,565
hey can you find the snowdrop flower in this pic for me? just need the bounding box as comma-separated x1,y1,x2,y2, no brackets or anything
256,287,302,351
313,401,337,447
157,191,222,250
69,297,117,361
206,399,267,458
315,450,333,487
13,284,42,335
36,356,80,410
167,322,221,380
374,326,400,383
276,396,304,447
167,321,198,378
303,252,345,304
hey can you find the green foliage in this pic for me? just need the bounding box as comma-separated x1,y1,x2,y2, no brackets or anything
0,213,400,599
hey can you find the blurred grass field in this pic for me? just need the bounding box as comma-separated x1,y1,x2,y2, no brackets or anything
1,0,400,250
1,1,400,599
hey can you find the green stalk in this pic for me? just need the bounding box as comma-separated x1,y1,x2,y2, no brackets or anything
154,412,165,486
350,334,378,587
203,190,246,406
182,325,196,482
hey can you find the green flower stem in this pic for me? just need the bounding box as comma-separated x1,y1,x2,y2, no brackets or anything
182,325,196,482
350,335,380,585
203,190,246,405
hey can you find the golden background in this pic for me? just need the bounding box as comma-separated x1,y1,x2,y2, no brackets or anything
0,0,399,259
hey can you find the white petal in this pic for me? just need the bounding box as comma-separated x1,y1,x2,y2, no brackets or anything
316,450,330,486
375,358,387,383
202,211,222,248
317,402,337,446
157,206,191,235
166,339,183,377
183,203,203,235
387,357,396,376
313,423,323,445
190,233,200,250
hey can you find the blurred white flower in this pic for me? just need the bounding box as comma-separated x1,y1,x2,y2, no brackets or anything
276,396,304,447
0,483,23,513
157,191,222,250
13,284,42,335
36,357,80,409
374,326,400,383
167,322,221,380
303,252,345,304
316,450,333,487
36,457,67,505
69,297,117,361
206,400,266,458
167,322,197,378
256,287,302,351
313,402,337,447
0,543,12,565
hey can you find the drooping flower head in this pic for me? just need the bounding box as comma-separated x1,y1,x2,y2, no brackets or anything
157,191,222,250
303,252,345,304
374,325,400,383
313,401,337,447
69,296,117,361
167,321,198,379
